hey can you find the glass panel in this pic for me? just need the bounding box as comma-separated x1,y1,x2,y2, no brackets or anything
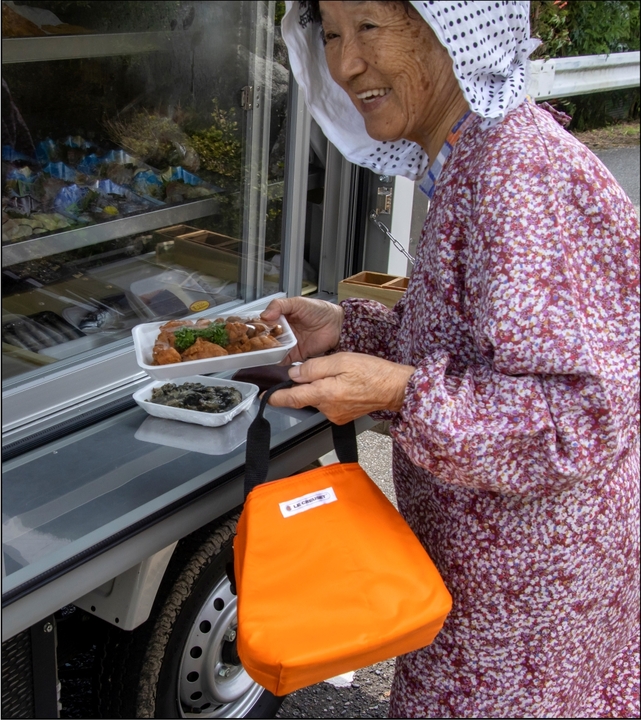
2,1,288,383
1,401,318,593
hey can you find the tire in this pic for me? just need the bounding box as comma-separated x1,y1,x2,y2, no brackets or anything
96,512,284,718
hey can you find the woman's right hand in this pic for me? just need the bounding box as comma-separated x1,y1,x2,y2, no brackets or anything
261,297,344,363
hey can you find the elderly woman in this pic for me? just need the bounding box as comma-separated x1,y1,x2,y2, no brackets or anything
262,2,640,717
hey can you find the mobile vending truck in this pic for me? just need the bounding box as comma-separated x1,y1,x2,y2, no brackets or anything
1,2,419,717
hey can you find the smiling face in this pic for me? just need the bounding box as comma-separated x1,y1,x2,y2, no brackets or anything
319,1,466,155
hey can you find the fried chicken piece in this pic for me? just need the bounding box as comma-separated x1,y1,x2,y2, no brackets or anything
153,345,182,365
151,315,282,365
157,320,198,349
160,319,194,331
237,334,282,353
181,337,228,361
225,322,249,344
255,334,281,349
245,322,267,338
157,329,177,348
249,317,284,337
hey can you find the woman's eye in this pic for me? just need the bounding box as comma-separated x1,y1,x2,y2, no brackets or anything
321,29,338,43
360,23,376,31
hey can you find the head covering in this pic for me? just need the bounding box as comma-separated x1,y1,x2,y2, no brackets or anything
281,1,540,180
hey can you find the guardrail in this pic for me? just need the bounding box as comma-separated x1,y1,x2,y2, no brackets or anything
529,51,640,100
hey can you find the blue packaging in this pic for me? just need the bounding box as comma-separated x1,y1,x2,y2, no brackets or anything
36,139,61,165
100,149,138,165
43,162,78,182
2,146,36,163
161,166,203,186
76,153,102,175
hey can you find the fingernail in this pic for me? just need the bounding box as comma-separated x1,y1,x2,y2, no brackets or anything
289,364,301,379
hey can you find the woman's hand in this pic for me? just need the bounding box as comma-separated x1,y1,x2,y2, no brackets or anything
268,352,415,425
261,297,344,363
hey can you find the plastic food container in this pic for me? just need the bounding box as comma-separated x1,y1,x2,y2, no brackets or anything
129,269,219,320
131,314,296,380
132,376,259,428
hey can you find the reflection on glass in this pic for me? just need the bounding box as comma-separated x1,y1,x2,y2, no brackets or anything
2,1,290,381
134,403,259,456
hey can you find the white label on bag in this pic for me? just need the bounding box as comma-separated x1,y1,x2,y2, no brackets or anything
279,487,337,518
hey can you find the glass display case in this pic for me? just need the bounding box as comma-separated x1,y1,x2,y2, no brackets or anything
2,0,294,427
0,5,401,716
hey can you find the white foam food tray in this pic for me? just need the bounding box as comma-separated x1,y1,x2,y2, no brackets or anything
132,313,296,380
132,376,259,427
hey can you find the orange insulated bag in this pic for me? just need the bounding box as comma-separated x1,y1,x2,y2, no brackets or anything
234,382,452,696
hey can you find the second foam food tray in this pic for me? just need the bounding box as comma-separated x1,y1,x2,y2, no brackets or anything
133,376,259,428
132,313,297,380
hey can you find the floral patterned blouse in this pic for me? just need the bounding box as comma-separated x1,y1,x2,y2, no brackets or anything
338,101,640,718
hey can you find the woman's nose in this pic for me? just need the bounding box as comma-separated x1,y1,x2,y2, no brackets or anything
336,38,367,82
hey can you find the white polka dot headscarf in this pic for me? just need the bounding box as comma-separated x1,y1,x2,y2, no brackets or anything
281,1,541,180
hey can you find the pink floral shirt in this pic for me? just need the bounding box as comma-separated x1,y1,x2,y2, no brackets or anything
338,101,640,718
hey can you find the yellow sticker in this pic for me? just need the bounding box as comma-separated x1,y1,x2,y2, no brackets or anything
190,300,210,312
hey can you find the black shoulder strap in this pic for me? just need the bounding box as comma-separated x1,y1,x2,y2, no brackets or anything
331,418,358,465
243,379,359,498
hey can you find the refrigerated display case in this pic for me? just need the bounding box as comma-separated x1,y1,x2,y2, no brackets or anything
1,2,413,717
2,0,290,384
0,3,331,718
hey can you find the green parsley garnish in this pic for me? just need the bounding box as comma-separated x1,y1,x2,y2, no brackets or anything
173,323,229,353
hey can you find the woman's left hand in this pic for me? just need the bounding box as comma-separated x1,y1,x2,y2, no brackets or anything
268,352,415,425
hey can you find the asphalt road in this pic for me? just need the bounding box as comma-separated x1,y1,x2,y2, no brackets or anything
595,146,640,210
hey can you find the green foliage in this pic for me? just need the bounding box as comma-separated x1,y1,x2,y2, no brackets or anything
561,88,640,131
530,0,640,57
188,100,242,183
530,1,640,130
173,323,229,353
275,1,286,26
530,1,572,59
565,0,640,55
27,1,187,32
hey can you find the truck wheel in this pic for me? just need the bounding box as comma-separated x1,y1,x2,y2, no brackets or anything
96,513,284,718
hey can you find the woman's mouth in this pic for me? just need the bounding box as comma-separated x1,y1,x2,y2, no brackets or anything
356,88,391,104
354,88,391,114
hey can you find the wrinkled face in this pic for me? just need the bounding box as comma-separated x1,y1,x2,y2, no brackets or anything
319,1,458,145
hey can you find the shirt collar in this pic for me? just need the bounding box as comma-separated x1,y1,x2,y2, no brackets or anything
419,111,475,199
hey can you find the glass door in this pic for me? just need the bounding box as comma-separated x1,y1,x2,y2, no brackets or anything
2,1,291,435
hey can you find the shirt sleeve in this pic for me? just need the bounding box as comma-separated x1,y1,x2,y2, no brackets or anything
391,136,639,498
337,295,406,361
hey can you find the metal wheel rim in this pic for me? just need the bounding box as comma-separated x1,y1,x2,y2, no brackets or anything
177,573,264,717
